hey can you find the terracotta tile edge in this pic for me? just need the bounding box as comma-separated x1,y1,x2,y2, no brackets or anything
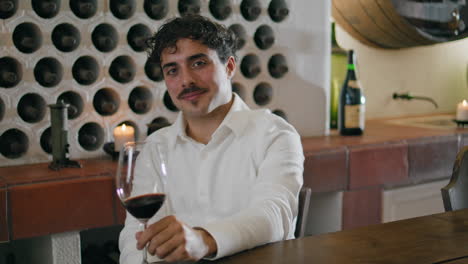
347,139,408,151
5,173,113,188
406,134,459,144
303,145,348,156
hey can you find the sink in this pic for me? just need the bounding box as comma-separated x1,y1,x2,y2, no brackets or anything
382,114,458,130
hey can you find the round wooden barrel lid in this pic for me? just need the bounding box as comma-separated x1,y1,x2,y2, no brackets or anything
332,0,467,49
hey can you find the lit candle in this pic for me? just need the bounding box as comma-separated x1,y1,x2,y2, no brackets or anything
456,100,468,121
113,124,135,152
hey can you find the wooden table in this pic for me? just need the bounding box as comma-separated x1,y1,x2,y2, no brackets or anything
215,209,468,264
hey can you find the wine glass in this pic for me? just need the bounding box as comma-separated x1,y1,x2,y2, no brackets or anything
116,141,168,264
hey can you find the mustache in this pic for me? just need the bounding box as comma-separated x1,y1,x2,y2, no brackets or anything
177,85,208,99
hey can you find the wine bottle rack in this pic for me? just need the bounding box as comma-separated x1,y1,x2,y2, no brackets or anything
0,0,329,166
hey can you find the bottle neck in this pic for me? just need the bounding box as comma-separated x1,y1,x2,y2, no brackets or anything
346,64,357,80
346,50,357,80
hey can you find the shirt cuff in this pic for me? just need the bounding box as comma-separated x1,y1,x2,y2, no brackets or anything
198,220,250,260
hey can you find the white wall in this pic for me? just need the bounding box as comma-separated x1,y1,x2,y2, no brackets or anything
335,26,468,119
382,179,448,223
0,232,81,264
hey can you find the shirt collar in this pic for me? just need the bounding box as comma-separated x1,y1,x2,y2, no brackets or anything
166,93,251,149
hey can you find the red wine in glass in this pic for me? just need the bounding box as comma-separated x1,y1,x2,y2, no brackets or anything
122,193,166,221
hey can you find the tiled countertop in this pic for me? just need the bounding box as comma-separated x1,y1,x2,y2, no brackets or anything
1,116,467,241
303,117,468,192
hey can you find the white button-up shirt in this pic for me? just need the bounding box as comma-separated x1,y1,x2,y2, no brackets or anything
119,94,304,263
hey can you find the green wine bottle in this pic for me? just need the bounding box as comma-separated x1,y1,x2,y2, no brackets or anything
338,50,366,135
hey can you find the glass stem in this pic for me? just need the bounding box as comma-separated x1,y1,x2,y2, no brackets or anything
141,221,148,264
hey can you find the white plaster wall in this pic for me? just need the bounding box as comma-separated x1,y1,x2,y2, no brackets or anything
335,25,468,119
382,179,448,223
0,232,80,264
0,0,331,167
276,0,331,136
51,232,81,264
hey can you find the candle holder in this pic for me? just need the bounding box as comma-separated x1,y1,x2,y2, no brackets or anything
103,142,119,160
48,101,82,171
453,119,468,128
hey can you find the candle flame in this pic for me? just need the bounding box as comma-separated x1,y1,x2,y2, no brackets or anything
122,124,127,131
463,100,468,106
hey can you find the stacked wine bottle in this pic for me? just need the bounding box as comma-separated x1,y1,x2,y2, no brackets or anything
0,0,309,166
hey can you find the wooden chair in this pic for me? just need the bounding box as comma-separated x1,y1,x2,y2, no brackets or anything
295,186,312,238
441,146,468,211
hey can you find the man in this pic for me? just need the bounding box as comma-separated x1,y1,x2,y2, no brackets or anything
119,15,304,263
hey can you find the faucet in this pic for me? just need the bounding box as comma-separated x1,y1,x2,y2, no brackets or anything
392,93,438,109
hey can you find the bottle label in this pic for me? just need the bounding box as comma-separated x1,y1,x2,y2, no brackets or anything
347,80,360,89
345,104,365,129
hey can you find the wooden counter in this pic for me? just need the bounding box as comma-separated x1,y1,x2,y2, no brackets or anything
218,208,468,263
1,116,467,242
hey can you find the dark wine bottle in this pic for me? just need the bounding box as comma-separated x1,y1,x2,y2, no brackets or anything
272,109,287,121
127,24,152,52
39,127,52,154
0,57,22,88
34,57,63,87
144,0,169,20
110,0,136,19
40,127,52,154
0,97,4,122
32,0,60,19
145,60,164,82
109,56,136,83
240,0,261,21
240,54,261,79
231,82,245,100
229,24,247,50
254,25,275,50
12,22,42,53
72,56,99,85
268,53,288,79
70,0,97,19
0,128,28,159
147,117,170,135
129,86,153,114
209,0,232,21
163,90,178,112
78,122,104,151
0,0,18,19
268,0,289,23
92,23,118,52
51,23,81,52
93,88,120,116
178,0,200,16
57,91,83,119
17,93,46,123
338,50,365,136
253,82,273,106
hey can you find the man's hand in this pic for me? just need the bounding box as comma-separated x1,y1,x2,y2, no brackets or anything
136,215,217,262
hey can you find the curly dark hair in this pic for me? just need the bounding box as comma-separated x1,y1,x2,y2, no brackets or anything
146,15,237,66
